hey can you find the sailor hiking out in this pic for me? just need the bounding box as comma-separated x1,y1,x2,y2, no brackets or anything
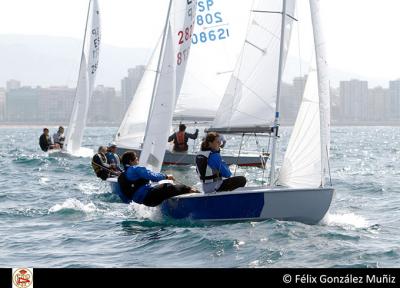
118,151,197,206
196,132,246,193
91,146,120,180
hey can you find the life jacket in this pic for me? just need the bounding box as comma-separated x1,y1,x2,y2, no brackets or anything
91,153,108,175
175,131,188,151
118,171,150,199
195,150,222,183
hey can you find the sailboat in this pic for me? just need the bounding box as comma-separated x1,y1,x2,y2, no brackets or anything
160,0,334,224
108,0,197,186
62,0,101,157
114,0,264,167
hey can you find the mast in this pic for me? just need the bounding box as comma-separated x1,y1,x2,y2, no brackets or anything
143,0,173,143
269,0,287,186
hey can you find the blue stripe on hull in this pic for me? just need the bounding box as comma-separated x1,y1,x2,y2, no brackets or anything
160,193,265,220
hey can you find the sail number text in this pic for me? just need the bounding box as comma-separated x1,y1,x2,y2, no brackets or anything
192,0,230,45
91,27,100,74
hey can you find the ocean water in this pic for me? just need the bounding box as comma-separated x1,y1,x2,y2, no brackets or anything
1,126,399,268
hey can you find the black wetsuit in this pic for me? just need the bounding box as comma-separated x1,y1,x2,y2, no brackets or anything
39,134,52,152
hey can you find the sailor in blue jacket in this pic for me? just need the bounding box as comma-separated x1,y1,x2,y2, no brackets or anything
196,132,246,193
118,151,196,206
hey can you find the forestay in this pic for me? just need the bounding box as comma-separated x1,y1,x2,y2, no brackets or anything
64,0,101,153
211,0,296,131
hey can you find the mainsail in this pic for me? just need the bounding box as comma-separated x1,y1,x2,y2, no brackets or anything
132,0,197,172
64,0,101,153
175,0,252,119
211,0,296,131
115,1,197,156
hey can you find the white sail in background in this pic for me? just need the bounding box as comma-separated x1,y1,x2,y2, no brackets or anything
211,0,296,130
115,1,197,153
114,40,161,149
175,0,253,119
139,0,197,172
139,27,176,171
279,0,329,188
64,0,101,154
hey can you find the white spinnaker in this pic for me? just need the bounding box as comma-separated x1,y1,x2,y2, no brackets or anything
114,40,161,149
310,0,330,185
175,0,253,119
64,0,101,153
212,0,296,130
140,0,197,172
279,62,321,188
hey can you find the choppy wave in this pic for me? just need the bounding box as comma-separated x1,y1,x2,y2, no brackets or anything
49,198,98,214
322,213,369,229
1,126,400,267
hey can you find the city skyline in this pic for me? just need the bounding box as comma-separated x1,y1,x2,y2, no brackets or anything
2,70,400,126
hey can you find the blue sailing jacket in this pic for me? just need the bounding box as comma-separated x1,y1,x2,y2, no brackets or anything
207,150,232,178
124,165,167,204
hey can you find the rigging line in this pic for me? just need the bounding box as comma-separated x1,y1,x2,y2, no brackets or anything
251,20,281,42
234,133,245,176
239,81,275,108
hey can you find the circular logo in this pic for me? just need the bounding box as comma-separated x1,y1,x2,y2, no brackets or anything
12,268,33,288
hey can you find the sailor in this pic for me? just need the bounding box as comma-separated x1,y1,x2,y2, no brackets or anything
39,128,59,152
118,151,197,206
196,132,246,193
106,143,123,173
91,146,119,180
168,123,199,152
53,126,65,149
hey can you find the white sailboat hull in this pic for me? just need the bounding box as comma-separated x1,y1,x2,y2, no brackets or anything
108,176,333,224
116,147,263,167
160,186,334,224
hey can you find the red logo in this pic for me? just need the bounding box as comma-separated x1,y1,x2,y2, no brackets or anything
12,268,33,288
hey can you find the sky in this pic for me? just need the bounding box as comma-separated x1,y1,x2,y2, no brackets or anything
0,0,400,83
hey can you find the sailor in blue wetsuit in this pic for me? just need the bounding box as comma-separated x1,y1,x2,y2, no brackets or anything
196,132,246,193
118,151,196,206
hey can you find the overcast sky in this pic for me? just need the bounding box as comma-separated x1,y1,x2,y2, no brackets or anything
0,0,400,82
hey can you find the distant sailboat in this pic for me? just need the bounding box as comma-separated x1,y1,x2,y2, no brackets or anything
111,0,197,173
114,0,262,166
160,0,334,224
63,0,101,157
